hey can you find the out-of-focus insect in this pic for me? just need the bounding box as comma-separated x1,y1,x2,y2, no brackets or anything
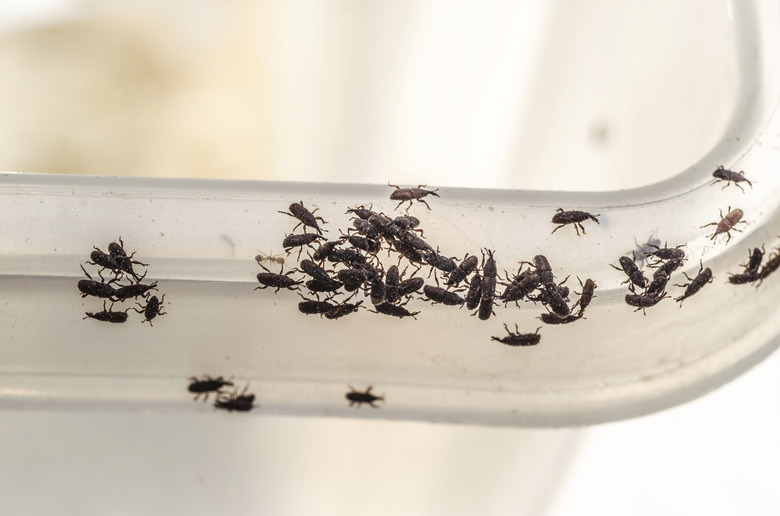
188,375,234,402
346,385,385,408
214,384,256,412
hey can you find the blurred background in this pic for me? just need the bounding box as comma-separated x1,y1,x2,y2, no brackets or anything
1,1,778,515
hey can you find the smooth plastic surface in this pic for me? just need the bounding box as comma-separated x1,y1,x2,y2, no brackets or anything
2,1,780,427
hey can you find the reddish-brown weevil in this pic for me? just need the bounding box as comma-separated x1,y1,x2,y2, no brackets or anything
346,385,385,408
701,207,746,244
551,208,600,236
389,183,440,212
711,166,753,193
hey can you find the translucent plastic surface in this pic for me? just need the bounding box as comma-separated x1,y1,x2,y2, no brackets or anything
2,1,780,427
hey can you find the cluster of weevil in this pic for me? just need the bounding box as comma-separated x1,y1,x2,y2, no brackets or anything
77,238,167,325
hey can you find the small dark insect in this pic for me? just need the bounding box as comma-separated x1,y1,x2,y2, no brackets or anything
345,204,375,220
393,215,422,235
305,278,344,293
384,265,401,304
104,239,148,280
357,262,381,282
370,274,386,306
654,256,684,279
298,295,337,316
346,385,385,408
134,294,167,326
573,278,597,315
83,301,129,323
255,252,285,266
476,297,496,321
447,254,479,286
757,250,780,287
328,248,368,267
312,240,342,262
341,233,382,254
400,231,433,252
500,272,541,304
625,291,669,314
389,183,440,212
278,201,327,235
481,249,497,301
324,301,363,320
464,272,482,310
108,238,129,259
711,165,753,192
742,246,765,276
491,324,541,347
299,259,332,282
551,208,600,236
370,302,420,319
283,233,325,260
674,261,713,305
647,243,686,264
423,249,457,284
113,280,159,301
645,270,670,298
537,283,570,317
368,213,402,240
530,255,554,285
611,255,646,290
255,264,303,293
87,248,130,280
391,238,425,264
77,265,119,300
188,375,234,402
423,285,464,306
214,385,256,412
538,312,582,325
337,268,368,292
728,271,760,285
701,206,746,244
398,277,425,297
351,218,381,240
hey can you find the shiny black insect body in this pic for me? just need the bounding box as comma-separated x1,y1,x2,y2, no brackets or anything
114,281,158,301
328,248,368,267
423,285,464,306
398,277,425,297
711,166,753,192
106,238,147,280
255,264,303,293
346,385,385,408
674,262,713,305
538,283,570,317
574,278,597,315
214,385,255,412
647,243,685,264
743,247,765,276
342,234,381,254
477,297,496,321
283,233,325,260
299,259,332,282
298,296,337,316
389,183,440,212
384,265,401,304
447,255,479,286
188,375,234,402
392,238,425,264
465,273,482,310
612,255,646,290
491,324,541,347
305,278,343,293
134,294,167,326
481,249,497,300
728,271,760,285
345,204,375,220
701,207,746,244
279,201,326,235
400,231,433,252
625,291,668,314
87,248,125,279
337,269,368,292
645,270,670,298
370,274,386,305
83,301,128,323
757,251,780,287
531,255,554,285
500,272,541,304
423,249,457,283
551,208,600,236
538,312,582,325
351,219,381,240
324,301,363,320
77,265,119,300
654,256,684,279
312,240,342,262
371,302,419,319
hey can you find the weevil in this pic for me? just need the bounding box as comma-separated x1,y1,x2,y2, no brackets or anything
476,296,496,321
214,385,255,412
340,233,382,254
393,215,423,235
134,294,167,326
368,213,402,240
106,238,148,280
701,206,746,244
491,324,541,347
391,237,425,264
536,283,570,317
742,246,765,276
398,276,425,297
625,291,669,314
278,201,327,235
646,243,686,264
283,233,325,260
447,254,479,286
346,385,385,408
654,256,684,279
337,268,368,292
370,274,386,306
711,166,753,192
674,261,713,305
83,301,129,323
305,278,344,293
370,302,420,319
529,255,554,285
188,375,234,402
77,264,119,300
538,312,582,325
299,259,333,282
728,271,760,285
311,240,342,262
573,278,597,315
645,270,670,298
464,272,482,310
384,265,401,304
423,248,457,285
611,254,646,290
423,285,464,306
345,204,376,220
551,208,600,236
756,250,780,287
481,249,497,301
351,218,382,240
389,183,440,212
114,280,159,301
255,264,303,293
324,301,363,320
500,272,541,304
328,248,368,267
297,295,337,316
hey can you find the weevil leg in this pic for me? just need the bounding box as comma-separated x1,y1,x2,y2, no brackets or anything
419,199,432,210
